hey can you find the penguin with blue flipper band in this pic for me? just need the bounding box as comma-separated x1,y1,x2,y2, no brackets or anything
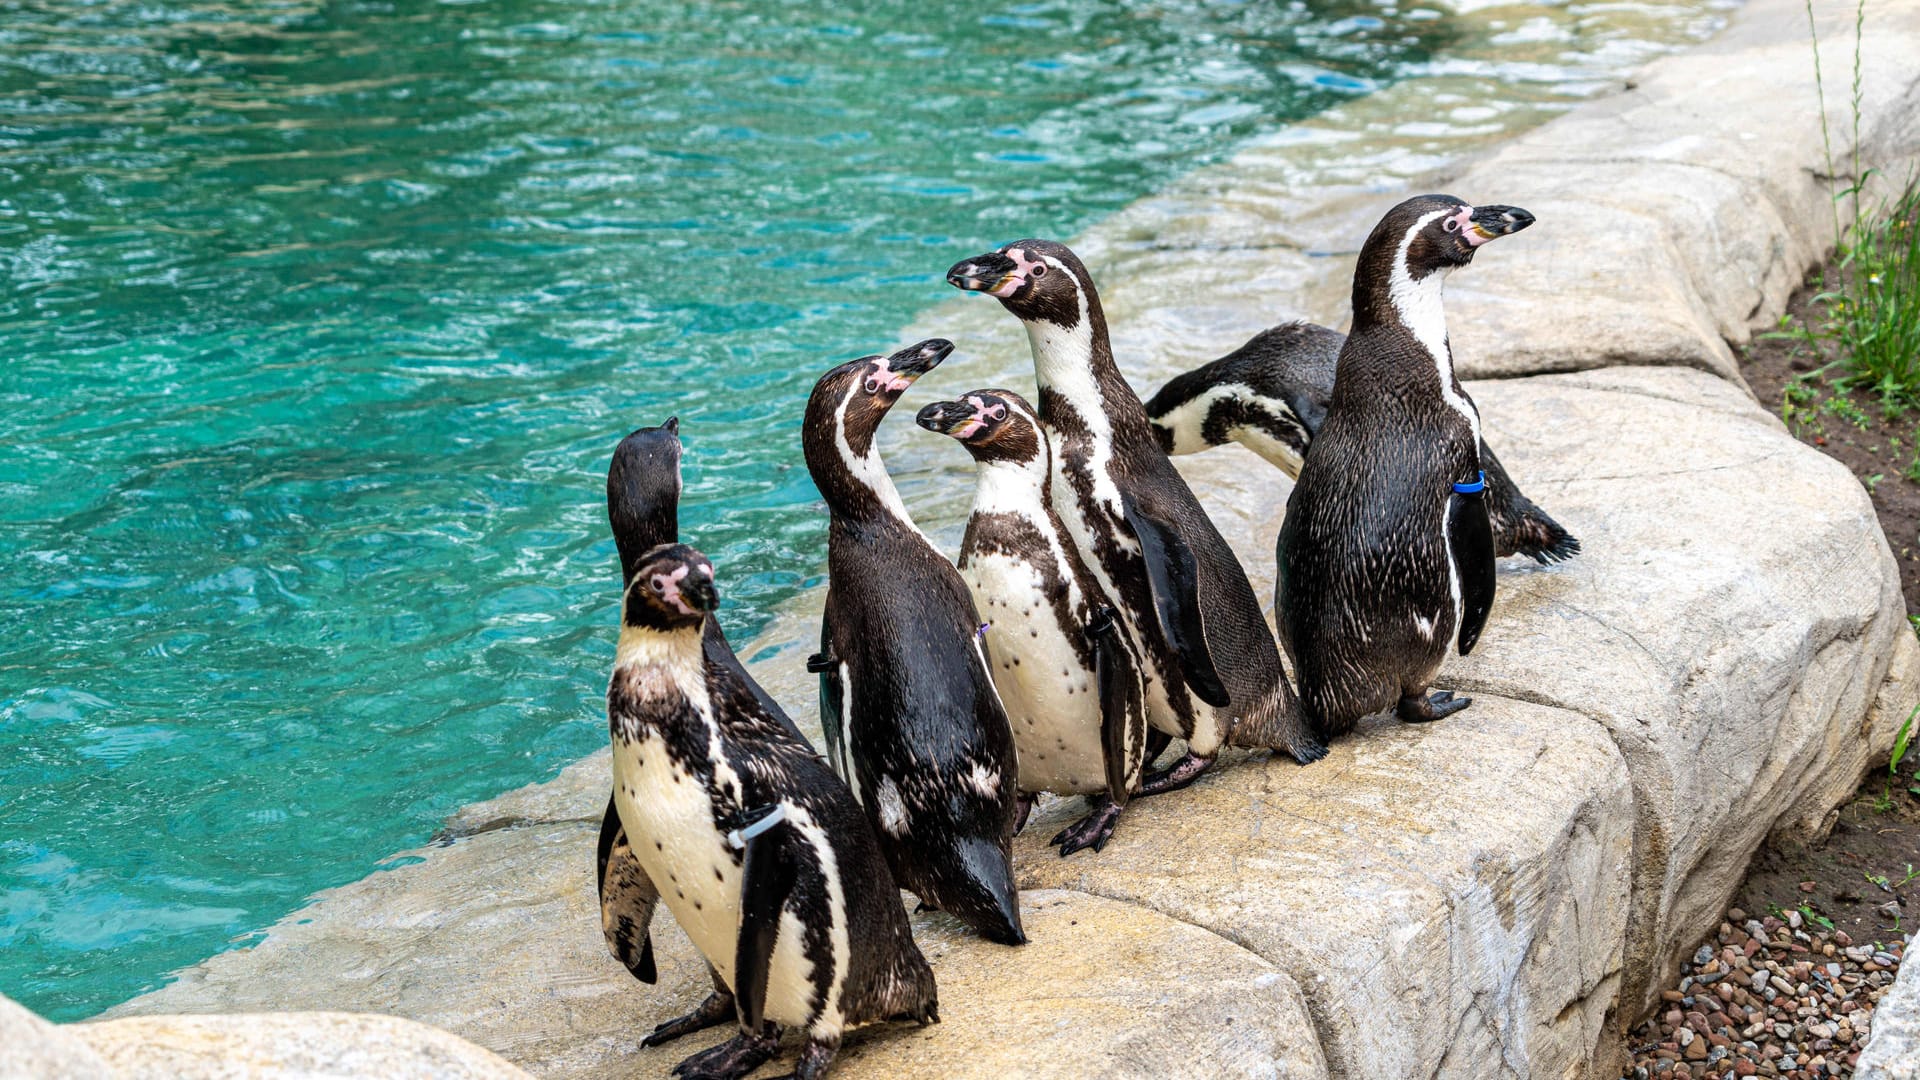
1144,322,1580,565
1277,195,1531,738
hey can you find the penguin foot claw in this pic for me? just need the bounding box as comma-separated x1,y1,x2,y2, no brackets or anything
1135,752,1212,797
1051,797,1124,856
670,1029,780,1080
642,990,735,1048
764,1036,840,1080
1397,690,1472,724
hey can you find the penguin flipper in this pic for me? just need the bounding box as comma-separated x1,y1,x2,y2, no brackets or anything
732,804,800,1033
596,794,660,984
808,648,846,779
1120,498,1231,708
1447,485,1498,656
1087,606,1142,806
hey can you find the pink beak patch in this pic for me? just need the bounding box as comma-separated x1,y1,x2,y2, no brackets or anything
651,564,700,616
863,355,916,395
1450,205,1496,247
988,248,1048,298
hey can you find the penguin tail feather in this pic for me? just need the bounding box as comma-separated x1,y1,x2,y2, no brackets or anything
1506,508,1581,565
1226,689,1328,764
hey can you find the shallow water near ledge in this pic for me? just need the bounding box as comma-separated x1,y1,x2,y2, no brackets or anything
1,0,1724,1021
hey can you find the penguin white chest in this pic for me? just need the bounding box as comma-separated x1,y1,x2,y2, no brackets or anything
963,551,1106,795
610,735,823,1028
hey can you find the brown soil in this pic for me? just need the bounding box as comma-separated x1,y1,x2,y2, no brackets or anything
1741,275,1920,614
1619,270,1920,1078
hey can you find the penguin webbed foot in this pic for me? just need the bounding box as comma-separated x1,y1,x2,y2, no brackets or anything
1051,796,1124,857
1134,751,1212,797
642,990,736,1048
669,1027,781,1080
765,1035,840,1080
1397,690,1472,724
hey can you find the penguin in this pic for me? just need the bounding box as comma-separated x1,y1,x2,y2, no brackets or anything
1275,194,1535,737
604,542,939,1080
947,241,1326,794
597,417,808,1028
801,339,1025,945
914,388,1148,856
1143,321,1580,564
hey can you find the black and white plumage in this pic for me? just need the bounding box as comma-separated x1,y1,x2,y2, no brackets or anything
604,542,937,1080
597,418,808,1001
916,389,1148,856
801,340,1025,946
1144,322,1580,564
1276,194,1534,738
947,241,1325,795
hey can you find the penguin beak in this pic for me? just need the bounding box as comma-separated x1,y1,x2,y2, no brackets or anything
1465,205,1535,246
884,338,953,380
915,400,979,440
946,252,1022,298
678,573,718,617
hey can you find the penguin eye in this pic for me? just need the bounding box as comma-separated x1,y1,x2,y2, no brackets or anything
650,573,670,594
862,376,882,394
1030,264,1047,278
1442,217,1460,234
987,405,1007,421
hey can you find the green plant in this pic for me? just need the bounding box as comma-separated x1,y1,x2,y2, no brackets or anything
1879,703,1920,810
1799,903,1835,931
1823,391,1871,429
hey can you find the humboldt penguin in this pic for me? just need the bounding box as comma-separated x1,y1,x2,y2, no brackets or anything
947,241,1325,791
603,542,938,1079
597,417,807,1018
1276,194,1534,737
915,388,1148,855
1144,321,1579,563
802,339,1025,945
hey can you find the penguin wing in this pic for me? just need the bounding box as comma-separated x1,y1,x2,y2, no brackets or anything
1088,606,1144,806
596,794,660,984
732,804,802,1033
1447,486,1498,655
1120,496,1231,708
808,644,846,780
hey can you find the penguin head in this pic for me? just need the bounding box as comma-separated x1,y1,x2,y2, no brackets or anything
1352,194,1533,329
1365,194,1535,279
803,338,953,463
607,418,683,588
914,389,1044,467
623,543,718,632
946,240,1091,328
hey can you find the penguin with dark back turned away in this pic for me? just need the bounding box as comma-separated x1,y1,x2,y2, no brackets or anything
1276,194,1534,738
597,417,810,1035
916,388,1149,856
947,240,1326,795
802,339,1025,946
1143,322,1580,564
603,541,938,1080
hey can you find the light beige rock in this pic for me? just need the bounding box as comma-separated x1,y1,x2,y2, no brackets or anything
107,834,1325,1080
1,993,112,1080
1858,934,1920,1080
74,1012,531,1080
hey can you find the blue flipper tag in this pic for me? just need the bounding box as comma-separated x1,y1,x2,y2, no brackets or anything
726,804,788,851
1452,471,1487,495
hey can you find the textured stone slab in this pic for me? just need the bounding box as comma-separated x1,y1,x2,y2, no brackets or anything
73,1012,532,1080
106,830,1325,1080
2,994,111,1080
1859,936,1920,1079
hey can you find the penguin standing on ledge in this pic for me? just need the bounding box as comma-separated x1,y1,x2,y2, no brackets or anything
916,388,1149,855
602,542,937,1080
803,340,1025,945
1277,194,1534,738
1143,322,1579,564
948,240,1325,792
597,417,811,1031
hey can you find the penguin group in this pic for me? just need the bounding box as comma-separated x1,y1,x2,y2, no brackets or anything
593,194,1577,1078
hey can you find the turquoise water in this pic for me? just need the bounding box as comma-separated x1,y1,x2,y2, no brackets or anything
0,0,1719,1023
